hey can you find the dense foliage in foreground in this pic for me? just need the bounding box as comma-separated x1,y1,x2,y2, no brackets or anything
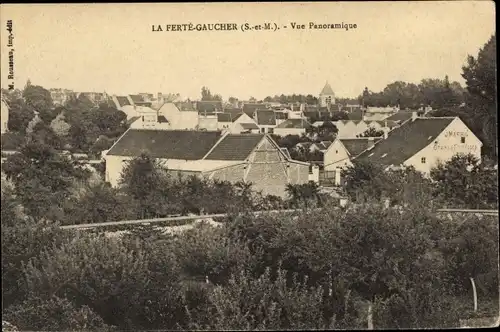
2,193,498,330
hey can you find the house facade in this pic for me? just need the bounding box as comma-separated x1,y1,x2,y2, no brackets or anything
157,102,198,129
255,110,277,134
274,118,312,137
355,116,482,175
104,130,311,197
363,106,399,121
324,137,382,173
49,89,75,105
228,112,260,134
129,113,171,130
334,119,398,138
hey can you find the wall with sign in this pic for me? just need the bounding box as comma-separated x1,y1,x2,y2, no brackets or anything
404,118,482,174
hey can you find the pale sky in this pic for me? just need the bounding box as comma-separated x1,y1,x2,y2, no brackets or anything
0,2,495,100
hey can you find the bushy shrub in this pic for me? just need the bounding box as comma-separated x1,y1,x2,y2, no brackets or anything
3,296,114,332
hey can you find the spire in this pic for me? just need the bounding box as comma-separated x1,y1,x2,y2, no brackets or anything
320,81,335,96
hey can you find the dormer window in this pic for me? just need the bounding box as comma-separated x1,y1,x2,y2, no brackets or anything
381,153,387,158
368,152,374,157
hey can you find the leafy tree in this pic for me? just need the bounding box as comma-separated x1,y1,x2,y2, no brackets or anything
65,182,136,225
357,127,384,138
119,153,168,219
3,296,113,332
342,160,389,202
187,267,330,330
462,33,497,156
29,121,63,149
2,141,90,221
5,98,35,134
22,84,53,113
1,131,25,151
286,182,321,208
50,109,71,137
22,233,183,330
430,154,498,209
173,224,254,285
90,135,115,158
1,188,71,307
201,86,222,101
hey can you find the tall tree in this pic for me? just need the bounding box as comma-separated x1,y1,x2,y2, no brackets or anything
23,84,53,112
119,153,169,219
461,33,497,156
5,98,35,134
2,141,90,221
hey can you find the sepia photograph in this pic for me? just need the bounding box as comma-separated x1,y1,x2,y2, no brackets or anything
0,1,498,330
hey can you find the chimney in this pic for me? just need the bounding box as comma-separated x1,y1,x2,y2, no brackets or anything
368,137,375,149
411,111,418,122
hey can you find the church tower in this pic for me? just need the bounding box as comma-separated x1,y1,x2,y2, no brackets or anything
319,81,335,107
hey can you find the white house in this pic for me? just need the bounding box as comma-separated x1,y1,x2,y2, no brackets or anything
274,118,312,137
157,102,198,130
128,113,171,130
324,137,382,174
198,112,218,131
216,113,233,131
363,106,399,121
355,115,482,175
1,98,9,134
255,110,277,134
228,112,260,134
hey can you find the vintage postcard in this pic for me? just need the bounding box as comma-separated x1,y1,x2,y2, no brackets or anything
1,2,498,331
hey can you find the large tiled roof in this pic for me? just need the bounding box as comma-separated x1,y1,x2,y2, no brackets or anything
106,129,222,159
196,101,223,113
223,108,244,121
116,96,131,107
340,138,383,156
240,122,259,130
276,118,311,129
355,117,455,165
275,111,288,120
175,102,196,112
367,120,400,128
217,113,232,122
243,103,267,117
320,82,335,95
205,134,264,161
129,95,145,103
347,109,364,120
255,110,277,126
385,112,414,122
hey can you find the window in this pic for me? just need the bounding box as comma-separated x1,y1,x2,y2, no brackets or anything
421,157,426,164
335,150,338,154
461,137,466,143
268,128,274,134
260,128,265,133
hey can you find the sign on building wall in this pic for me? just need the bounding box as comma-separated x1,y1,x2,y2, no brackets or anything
433,144,478,152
